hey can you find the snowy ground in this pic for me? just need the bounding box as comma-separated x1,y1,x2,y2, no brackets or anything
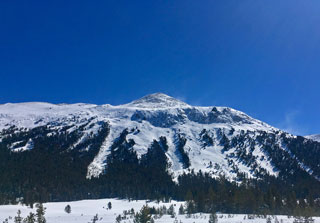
0,198,319,223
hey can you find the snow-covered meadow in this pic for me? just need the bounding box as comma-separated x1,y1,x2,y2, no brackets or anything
0,198,319,223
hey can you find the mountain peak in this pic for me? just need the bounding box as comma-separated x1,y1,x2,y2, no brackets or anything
125,93,190,108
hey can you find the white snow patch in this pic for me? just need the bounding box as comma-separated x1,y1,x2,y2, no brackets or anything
0,198,319,223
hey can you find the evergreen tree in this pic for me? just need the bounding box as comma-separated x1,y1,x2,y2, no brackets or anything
185,190,193,202
134,205,152,223
35,203,46,223
186,200,196,215
178,204,185,215
23,212,35,223
168,204,175,218
14,210,23,223
208,212,218,223
266,216,272,223
115,214,121,223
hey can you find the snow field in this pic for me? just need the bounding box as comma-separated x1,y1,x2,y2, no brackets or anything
0,198,319,223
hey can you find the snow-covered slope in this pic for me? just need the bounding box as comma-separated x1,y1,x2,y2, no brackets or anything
0,93,318,182
306,134,320,142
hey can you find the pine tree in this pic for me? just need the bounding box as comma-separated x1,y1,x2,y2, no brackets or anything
266,216,272,223
35,203,46,223
208,187,216,203
186,200,195,215
185,190,193,202
116,214,121,223
208,212,218,223
14,210,23,223
134,205,152,223
23,212,36,223
168,204,176,218
178,204,185,215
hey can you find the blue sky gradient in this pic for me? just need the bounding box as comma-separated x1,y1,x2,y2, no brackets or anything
1,1,320,135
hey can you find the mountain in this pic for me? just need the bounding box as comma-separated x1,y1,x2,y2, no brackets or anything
0,93,318,181
1,93,320,214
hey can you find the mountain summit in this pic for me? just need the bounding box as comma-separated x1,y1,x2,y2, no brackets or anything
125,93,189,108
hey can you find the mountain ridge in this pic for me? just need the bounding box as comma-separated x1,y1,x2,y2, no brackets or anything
1,93,316,182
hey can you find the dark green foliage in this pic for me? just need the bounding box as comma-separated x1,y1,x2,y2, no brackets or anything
159,136,169,152
175,134,190,168
141,140,169,170
266,216,272,223
134,205,153,223
35,203,46,223
208,212,218,223
23,212,36,223
178,204,185,215
167,204,175,218
186,200,196,215
176,171,320,216
0,122,109,204
99,137,174,200
200,129,214,147
14,210,22,223
220,133,230,152
116,214,121,223
91,214,98,223
283,136,320,179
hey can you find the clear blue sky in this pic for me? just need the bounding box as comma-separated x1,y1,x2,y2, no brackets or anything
1,1,320,135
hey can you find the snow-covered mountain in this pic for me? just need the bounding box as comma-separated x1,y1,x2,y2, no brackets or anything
0,93,319,182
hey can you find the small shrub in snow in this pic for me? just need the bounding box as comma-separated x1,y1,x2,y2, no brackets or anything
116,214,122,223
208,212,218,223
266,216,272,223
90,214,98,223
14,210,22,223
23,212,36,223
108,201,112,210
64,204,71,214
